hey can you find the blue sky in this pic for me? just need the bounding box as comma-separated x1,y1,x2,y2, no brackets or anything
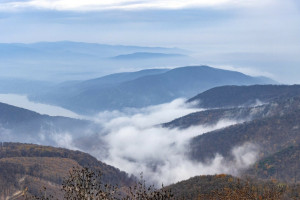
0,0,300,83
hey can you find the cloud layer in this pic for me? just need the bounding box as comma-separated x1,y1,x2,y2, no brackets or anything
0,0,267,11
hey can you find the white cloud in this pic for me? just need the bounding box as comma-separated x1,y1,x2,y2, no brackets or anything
0,0,270,11
51,132,77,149
87,99,258,185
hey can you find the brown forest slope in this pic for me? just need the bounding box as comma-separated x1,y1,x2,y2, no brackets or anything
167,174,300,200
0,142,135,199
246,145,300,183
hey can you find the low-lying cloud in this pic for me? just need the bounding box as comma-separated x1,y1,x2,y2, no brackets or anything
84,99,259,185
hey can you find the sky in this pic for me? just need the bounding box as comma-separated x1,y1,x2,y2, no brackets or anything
0,0,300,82
0,0,276,11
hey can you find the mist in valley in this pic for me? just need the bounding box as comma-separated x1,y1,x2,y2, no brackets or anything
0,94,79,118
0,95,260,185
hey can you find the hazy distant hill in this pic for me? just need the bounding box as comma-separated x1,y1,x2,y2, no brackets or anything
0,41,185,60
111,52,185,60
0,102,95,145
30,66,274,114
0,143,134,199
0,41,191,81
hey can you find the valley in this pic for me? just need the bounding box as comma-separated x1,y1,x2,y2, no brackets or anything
1,1,300,197
0,73,300,198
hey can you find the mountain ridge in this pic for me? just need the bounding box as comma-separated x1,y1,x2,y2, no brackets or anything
188,84,300,109
30,66,274,114
0,41,192,81
111,52,186,60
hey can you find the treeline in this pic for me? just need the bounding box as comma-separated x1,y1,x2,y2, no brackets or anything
26,169,300,200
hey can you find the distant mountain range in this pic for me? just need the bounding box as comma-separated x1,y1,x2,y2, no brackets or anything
111,52,186,60
0,41,192,81
29,66,275,114
0,41,186,59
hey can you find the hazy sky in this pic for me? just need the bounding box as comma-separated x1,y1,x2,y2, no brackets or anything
0,0,300,83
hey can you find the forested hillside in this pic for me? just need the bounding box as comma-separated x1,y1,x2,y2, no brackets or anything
188,85,300,108
164,96,300,129
0,143,134,199
189,106,300,163
167,174,300,200
247,145,300,183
